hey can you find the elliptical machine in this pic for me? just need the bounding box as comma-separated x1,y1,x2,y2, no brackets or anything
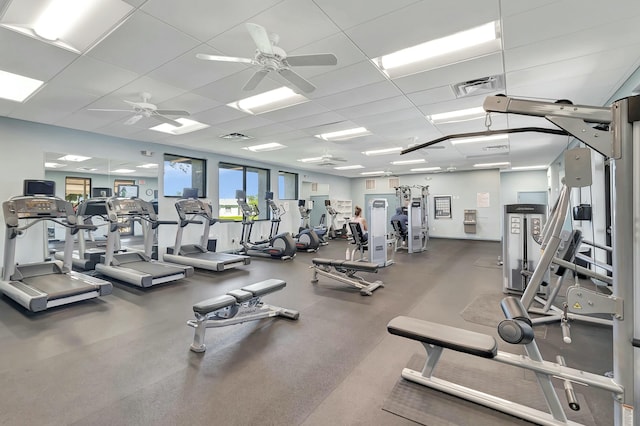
236,190,296,260
290,199,320,252
325,200,348,239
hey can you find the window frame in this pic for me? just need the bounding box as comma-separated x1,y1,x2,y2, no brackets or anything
163,153,207,198
219,162,271,221
278,170,298,200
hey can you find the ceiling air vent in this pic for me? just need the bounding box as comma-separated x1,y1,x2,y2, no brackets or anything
452,74,505,98
219,132,253,140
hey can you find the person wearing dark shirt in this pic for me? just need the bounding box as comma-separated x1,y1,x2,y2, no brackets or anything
390,206,408,234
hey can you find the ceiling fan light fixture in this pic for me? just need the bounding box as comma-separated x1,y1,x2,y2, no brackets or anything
242,142,286,152
334,165,365,170
316,127,370,141
362,147,402,156
149,118,209,135
390,159,426,165
427,106,485,124
411,167,442,172
228,87,309,115
0,69,44,102
297,157,325,163
450,134,508,145
372,21,501,79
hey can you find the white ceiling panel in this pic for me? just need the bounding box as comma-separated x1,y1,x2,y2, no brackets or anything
259,101,331,123
141,0,283,42
192,105,248,127
242,122,296,138
56,111,126,132
345,0,499,58
499,0,560,17
0,27,78,81
314,81,402,111
214,115,276,133
287,32,369,78
9,84,98,119
337,95,415,120
406,86,457,108
312,0,420,29
280,111,348,131
193,69,282,104
86,10,200,75
160,92,221,115
307,60,387,99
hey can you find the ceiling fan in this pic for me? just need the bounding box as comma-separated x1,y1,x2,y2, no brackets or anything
308,153,348,166
88,92,190,126
196,23,338,93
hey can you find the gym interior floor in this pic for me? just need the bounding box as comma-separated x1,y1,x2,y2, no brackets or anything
0,238,613,425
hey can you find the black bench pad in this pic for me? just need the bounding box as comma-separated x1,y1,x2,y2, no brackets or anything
312,258,379,272
193,294,236,315
241,279,286,297
387,316,497,359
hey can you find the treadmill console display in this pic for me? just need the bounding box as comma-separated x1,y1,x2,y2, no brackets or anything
12,198,67,218
178,199,205,215
113,198,142,216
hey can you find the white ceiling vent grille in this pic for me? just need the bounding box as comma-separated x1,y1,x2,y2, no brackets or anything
219,132,253,140
311,182,318,192
452,74,504,98
388,177,400,188
365,179,376,190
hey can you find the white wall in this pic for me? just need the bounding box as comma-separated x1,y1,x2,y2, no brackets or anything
350,169,502,241
499,170,548,206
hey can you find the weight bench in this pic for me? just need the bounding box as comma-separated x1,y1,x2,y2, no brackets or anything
310,258,383,296
187,278,299,352
387,296,623,426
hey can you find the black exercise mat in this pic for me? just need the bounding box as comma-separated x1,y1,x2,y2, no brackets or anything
382,354,596,426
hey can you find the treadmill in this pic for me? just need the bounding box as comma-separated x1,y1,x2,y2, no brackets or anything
95,197,194,287
164,197,250,271
0,180,112,312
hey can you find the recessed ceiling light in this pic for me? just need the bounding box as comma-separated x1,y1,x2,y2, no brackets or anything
334,165,365,170
298,157,325,163
111,169,135,173
411,167,442,172
427,106,485,124
473,162,510,168
362,147,402,156
511,165,548,170
228,87,309,115
77,167,98,172
0,69,44,102
242,142,286,152
137,163,158,169
390,159,426,165
372,21,501,78
360,171,385,176
44,162,66,168
450,134,508,145
58,154,91,162
150,118,209,135
316,127,371,141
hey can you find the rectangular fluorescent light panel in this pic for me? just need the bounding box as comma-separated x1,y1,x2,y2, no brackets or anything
473,162,510,168
511,165,547,170
0,70,44,102
242,142,286,152
228,87,308,115
34,0,97,41
150,118,209,135
298,157,325,163
411,167,441,172
360,171,385,176
390,159,426,165
373,22,501,78
45,162,66,168
362,147,402,156
316,127,371,141
58,154,91,162
137,163,158,169
427,106,485,124
334,165,365,170
450,134,508,145
111,169,135,173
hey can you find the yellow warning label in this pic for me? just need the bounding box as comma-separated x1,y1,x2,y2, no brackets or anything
573,303,582,310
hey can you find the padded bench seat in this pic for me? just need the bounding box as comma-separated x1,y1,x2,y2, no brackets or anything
192,279,287,315
387,316,497,359
241,279,286,296
193,294,237,315
312,258,379,272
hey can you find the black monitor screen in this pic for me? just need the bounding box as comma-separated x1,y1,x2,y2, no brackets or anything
182,188,199,199
117,185,139,198
298,199,306,207
92,187,112,198
265,191,274,200
24,180,55,196
324,200,331,206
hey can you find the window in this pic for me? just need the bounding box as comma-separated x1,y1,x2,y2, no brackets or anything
65,177,91,207
163,154,206,197
278,171,298,199
219,162,270,220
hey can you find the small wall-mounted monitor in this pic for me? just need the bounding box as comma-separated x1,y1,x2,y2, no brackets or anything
182,188,199,199
298,199,306,207
324,200,331,206
265,191,274,200
235,190,246,200
117,185,139,198
24,180,55,197
92,187,112,198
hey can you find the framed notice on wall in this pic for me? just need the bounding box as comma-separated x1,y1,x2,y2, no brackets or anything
434,195,452,219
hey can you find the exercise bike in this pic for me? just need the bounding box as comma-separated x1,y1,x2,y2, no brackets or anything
236,190,296,260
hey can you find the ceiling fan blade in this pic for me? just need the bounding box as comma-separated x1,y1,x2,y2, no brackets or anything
88,108,132,112
242,69,269,91
152,114,182,127
196,53,253,64
123,99,144,108
124,115,143,125
245,23,273,55
278,68,316,93
155,109,190,117
285,53,337,67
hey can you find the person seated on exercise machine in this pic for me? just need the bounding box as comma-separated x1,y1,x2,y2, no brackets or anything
390,206,408,233
351,206,368,242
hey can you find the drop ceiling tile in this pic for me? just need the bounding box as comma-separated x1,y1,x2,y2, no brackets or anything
160,92,221,115
141,0,282,42
0,27,78,81
280,111,348,131
193,69,282,104
193,105,248,126
337,95,415,121
214,115,276,133
243,122,296,138
86,10,200,75
314,80,402,111
11,84,99,118
307,60,387,99
56,111,127,132
312,0,420,29
345,0,499,58
259,101,330,123
46,56,139,96
406,86,457,107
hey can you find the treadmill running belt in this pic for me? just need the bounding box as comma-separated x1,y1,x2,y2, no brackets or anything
122,261,186,278
23,275,98,300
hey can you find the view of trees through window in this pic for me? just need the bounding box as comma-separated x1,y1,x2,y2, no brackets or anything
219,163,270,221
